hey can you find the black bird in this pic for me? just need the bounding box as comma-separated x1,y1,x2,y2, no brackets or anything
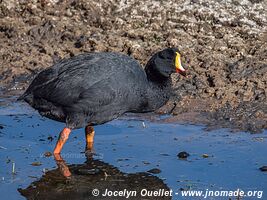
18,48,186,154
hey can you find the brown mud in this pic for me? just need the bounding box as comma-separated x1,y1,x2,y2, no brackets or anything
0,0,266,133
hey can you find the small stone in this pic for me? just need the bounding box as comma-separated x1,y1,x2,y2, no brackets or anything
143,161,150,165
43,152,52,157
74,35,87,48
259,166,267,172
177,151,190,159
47,136,53,141
31,162,42,166
202,154,209,158
65,9,73,17
147,168,161,174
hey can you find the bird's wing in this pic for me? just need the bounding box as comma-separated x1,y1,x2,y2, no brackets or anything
65,78,118,113
33,69,117,108
27,54,114,104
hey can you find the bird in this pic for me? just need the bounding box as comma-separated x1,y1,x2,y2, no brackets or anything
18,48,186,155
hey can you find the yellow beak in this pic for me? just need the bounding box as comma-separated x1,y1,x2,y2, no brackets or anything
175,52,186,76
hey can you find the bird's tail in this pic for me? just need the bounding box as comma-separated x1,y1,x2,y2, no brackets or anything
17,92,28,101
17,94,25,101
17,93,33,105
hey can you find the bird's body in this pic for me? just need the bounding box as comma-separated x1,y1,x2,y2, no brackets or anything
20,52,171,128
19,48,186,156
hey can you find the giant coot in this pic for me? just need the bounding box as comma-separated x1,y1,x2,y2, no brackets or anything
19,48,186,154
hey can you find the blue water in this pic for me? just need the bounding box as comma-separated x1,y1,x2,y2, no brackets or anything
0,98,266,199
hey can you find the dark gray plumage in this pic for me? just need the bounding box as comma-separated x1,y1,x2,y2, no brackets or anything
19,48,182,129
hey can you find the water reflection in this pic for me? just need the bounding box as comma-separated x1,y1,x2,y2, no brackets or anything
18,150,171,200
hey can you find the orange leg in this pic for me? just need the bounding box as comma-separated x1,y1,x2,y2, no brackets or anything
54,153,71,177
53,127,71,154
85,125,95,151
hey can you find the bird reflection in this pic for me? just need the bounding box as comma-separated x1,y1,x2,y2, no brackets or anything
18,145,171,200
54,141,95,178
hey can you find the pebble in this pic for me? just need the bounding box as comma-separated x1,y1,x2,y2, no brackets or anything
31,162,42,166
202,154,209,158
47,136,53,142
147,168,162,174
43,152,52,157
259,166,267,172
177,151,190,159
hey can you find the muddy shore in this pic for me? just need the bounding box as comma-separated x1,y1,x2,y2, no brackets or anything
0,0,266,132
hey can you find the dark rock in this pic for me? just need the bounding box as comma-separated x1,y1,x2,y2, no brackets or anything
47,136,53,141
74,35,87,48
177,151,190,159
147,168,162,174
259,166,267,172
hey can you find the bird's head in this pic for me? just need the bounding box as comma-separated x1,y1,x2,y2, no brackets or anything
145,48,186,79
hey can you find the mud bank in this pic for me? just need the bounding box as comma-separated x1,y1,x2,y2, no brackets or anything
0,0,266,132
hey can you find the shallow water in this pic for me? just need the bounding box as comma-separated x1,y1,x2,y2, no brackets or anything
0,97,266,200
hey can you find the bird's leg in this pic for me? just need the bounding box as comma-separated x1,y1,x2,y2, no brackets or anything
54,153,71,178
53,127,71,154
85,125,95,151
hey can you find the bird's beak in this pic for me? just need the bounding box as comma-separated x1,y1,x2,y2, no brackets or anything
175,52,186,76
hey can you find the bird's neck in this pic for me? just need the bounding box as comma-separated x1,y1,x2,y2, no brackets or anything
144,67,172,111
